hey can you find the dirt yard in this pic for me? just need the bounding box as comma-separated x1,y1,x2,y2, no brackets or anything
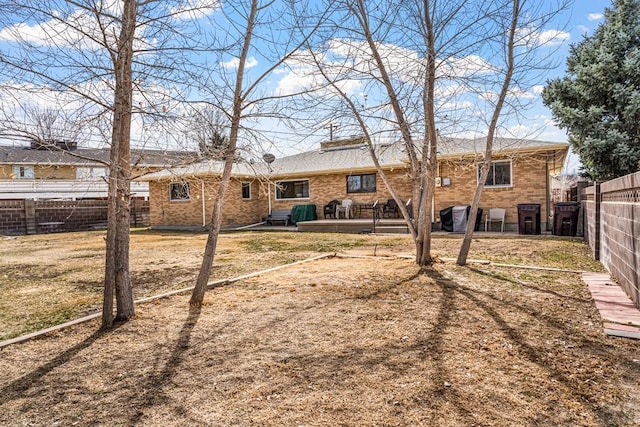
0,231,639,426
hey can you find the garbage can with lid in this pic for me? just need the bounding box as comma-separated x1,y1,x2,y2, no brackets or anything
552,202,580,236
517,203,541,235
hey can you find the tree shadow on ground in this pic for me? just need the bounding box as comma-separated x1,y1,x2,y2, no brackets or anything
443,266,635,425
128,303,202,424
0,326,119,405
255,265,634,425
468,266,591,303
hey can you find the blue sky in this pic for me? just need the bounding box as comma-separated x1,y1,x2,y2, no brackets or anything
533,0,610,172
0,0,619,173
265,1,616,171
534,0,610,139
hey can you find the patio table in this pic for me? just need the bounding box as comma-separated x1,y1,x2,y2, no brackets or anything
352,202,381,218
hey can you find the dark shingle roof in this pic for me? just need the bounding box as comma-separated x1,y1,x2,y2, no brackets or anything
0,145,197,167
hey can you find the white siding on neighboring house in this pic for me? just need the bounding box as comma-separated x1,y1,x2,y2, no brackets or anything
0,179,149,200
76,167,109,179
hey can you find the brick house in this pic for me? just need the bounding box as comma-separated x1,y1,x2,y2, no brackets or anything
139,137,568,231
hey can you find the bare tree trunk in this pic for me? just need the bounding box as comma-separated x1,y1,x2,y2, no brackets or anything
415,0,438,266
352,0,435,266
457,0,519,266
190,0,258,306
103,166,116,328
103,0,137,326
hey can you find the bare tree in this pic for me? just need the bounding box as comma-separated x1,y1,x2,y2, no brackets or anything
456,0,572,265
456,0,520,266
293,0,570,266
0,0,222,327
103,0,137,325
189,0,329,305
293,0,503,265
190,107,230,160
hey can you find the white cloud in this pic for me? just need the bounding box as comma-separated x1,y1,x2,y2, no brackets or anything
439,55,497,78
0,2,154,52
275,63,362,97
478,90,497,102
221,57,259,70
509,88,536,99
274,38,499,101
0,1,214,52
327,38,424,83
588,13,604,21
516,27,570,47
0,11,102,49
532,85,545,95
439,100,474,110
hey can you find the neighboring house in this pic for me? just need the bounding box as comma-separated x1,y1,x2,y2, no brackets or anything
0,140,197,200
138,137,568,231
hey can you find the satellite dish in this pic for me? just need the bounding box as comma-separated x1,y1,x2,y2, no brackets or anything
262,153,276,164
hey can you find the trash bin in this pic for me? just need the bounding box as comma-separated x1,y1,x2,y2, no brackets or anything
517,203,541,235
553,202,580,236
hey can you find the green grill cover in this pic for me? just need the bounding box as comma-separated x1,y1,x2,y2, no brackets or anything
291,204,317,224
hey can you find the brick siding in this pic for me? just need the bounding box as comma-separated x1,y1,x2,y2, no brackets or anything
152,154,553,230
149,178,267,227
436,155,551,230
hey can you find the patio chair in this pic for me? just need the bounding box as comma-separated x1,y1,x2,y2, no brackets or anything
382,199,399,218
485,208,506,232
323,199,340,219
336,199,353,219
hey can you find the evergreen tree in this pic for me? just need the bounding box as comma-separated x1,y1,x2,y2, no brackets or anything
198,131,229,159
543,0,640,180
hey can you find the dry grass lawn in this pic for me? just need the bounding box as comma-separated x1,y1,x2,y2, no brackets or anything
0,230,639,426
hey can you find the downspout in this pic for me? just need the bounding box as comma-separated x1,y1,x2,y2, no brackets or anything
201,181,206,228
545,152,551,232
432,194,435,224
268,181,272,216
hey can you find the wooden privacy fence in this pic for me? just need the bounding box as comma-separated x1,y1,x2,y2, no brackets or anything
0,199,149,236
581,172,640,309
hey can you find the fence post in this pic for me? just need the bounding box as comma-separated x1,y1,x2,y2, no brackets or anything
24,199,36,235
132,199,137,228
594,182,601,261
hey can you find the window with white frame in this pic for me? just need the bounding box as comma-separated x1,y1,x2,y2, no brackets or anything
479,160,512,187
241,182,251,200
275,179,309,200
169,182,190,201
12,165,34,179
